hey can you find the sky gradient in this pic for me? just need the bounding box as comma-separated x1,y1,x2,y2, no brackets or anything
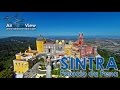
0,12,120,37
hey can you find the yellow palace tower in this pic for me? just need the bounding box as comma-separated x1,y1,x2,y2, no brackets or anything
36,35,45,53
13,45,38,77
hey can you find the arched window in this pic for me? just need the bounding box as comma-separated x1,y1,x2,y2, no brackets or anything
22,64,23,67
48,48,51,53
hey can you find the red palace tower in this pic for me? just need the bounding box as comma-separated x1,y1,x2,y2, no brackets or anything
72,33,97,58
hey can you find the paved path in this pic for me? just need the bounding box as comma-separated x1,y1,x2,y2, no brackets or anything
23,62,44,78
46,64,52,78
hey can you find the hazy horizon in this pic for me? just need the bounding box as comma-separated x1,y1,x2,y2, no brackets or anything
0,35,120,39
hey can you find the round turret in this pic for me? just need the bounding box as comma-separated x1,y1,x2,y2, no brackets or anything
61,40,65,43
56,40,59,43
59,41,62,45
28,45,32,52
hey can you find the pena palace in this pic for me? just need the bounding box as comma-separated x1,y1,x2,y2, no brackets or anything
13,33,98,75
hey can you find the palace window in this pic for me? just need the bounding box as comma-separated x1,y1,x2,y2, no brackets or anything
22,64,23,67
15,63,17,65
48,48,51,53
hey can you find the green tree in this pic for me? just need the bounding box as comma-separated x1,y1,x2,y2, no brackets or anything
0,69,13,78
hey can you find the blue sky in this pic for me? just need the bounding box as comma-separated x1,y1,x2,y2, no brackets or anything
0,12,120,37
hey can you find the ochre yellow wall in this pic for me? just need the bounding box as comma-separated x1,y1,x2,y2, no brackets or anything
16,55,21,60
65,48,71,56
25,52,34,56
36,40,44,53
76,53,80,58
13,61,29,74
64,45,72,56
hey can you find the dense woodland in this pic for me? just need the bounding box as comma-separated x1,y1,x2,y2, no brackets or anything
0,37,36,78
0,37,120,78
97,48,120,69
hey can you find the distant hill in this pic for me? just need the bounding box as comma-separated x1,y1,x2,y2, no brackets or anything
0,36,36,41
